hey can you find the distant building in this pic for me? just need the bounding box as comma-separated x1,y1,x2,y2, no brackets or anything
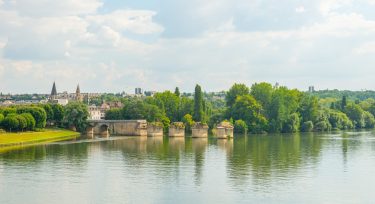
50,81,57,101
135,88,143,95
88,105,102,120
308,86,315,93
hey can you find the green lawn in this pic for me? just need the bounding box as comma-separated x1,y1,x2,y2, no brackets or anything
0,129,79,147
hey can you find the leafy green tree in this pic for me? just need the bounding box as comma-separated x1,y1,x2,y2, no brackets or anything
231,95,268,133
341,95,347,110
105,108,122,120
282,113,300,133
250,82,273,115
363,111,375,128
39,104,54,123
328,110,353,130
182,114,194,133
63,102,89,132
0,108,16,116
15,115,27,131
299,95,319,123
226,83,250,108
193,84,204,122
2,114,19,132
344,103,365,128
51,104,64,125
153,91,180,121
301,121,314,132
234,120,248,133
17,107,47,128
314,111,332,131
20,113,36,130
0,113,4,126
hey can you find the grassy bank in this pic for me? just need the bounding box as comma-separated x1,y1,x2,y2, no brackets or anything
0,129,79,148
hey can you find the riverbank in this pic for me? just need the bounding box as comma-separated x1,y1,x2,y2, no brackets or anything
0,129,79,152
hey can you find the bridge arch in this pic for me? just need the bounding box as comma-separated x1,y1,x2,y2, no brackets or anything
99,124,109,138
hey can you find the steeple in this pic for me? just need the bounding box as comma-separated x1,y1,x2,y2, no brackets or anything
50,81,57,100
76,84,82,102
76,84,80,95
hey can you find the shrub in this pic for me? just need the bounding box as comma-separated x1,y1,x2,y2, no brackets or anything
2,114,19,132
20,113,36,130
301,121,314,132
234,120,248,133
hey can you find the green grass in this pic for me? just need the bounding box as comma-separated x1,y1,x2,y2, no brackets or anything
0,129,79,147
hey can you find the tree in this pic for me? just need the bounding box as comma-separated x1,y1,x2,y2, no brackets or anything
226,83,250,108
174,87,180,97
301,121,314,132
282,113,300,133
20,113,36,130
299,95,319,123
17,107,47,128
363,111,375,128
341,95,347,110
51,104,64,125
0,113,4,126
234,120,248,133
344,103,365,128
231,95,268,133
193,84,204,122
2,114,19,132
39,104,54,123
250,82,273,115
182,114,194,133
63,102,89,132
15,115,27,131
105,108,122,120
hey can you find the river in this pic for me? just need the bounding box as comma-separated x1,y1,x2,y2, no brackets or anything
1,131,375,203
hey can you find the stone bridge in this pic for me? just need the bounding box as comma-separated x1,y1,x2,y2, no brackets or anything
86,120,147,138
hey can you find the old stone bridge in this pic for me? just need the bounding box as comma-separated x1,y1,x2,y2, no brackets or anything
86,120,147,138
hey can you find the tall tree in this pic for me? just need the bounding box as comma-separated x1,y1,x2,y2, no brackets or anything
193,84,204,122
341,95,347,110
174,87,180,97
226,83,250,108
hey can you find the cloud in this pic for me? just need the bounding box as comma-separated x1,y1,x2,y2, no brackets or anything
6,0,103,17
1,0,375,93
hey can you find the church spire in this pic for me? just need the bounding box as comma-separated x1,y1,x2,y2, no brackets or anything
50,81,57,101
76,84,82,102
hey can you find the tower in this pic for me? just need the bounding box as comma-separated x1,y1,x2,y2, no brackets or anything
50,81,57,101
76,84,82,102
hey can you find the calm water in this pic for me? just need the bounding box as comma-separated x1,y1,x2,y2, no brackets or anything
1,131,375,204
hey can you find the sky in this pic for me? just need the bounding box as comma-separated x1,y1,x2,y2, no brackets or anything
1,0,375,94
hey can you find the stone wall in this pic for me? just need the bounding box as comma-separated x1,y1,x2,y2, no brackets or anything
169,122,185,137
192,123,209,138
147,123,164,137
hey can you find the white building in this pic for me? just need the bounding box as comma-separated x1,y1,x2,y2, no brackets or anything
89,105,103,120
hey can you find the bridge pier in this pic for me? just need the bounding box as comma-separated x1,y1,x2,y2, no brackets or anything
86,126,94,139
99,125,109,138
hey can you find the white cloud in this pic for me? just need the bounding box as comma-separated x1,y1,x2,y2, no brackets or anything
354,42,375,54
86,10,164,35
295,6,305,13
7,0,103,16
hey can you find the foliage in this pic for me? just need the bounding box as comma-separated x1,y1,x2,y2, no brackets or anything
193,84,204,122
344,103,365,128
20,113,36,130
301,121,314,132
63,102,89,132
2,114,19,132
105,108,122,120
16,107,47,128
51,104,64,125
234,120,248,133
226,83,250,108
182,114,194,133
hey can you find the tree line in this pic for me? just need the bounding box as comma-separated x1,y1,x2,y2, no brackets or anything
0,102,89,132
105,83,375,134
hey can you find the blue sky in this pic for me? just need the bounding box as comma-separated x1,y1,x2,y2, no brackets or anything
1,0,375,94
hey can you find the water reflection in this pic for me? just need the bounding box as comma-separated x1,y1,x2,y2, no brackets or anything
1,131,375,200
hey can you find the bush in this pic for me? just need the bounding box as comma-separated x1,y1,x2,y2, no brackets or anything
314,120,331,132
15,115,27,131
234,120,248,133
0,113,4,126
17,107,47,128
20,113,36,130
2,114,19,132
301,121,314,132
